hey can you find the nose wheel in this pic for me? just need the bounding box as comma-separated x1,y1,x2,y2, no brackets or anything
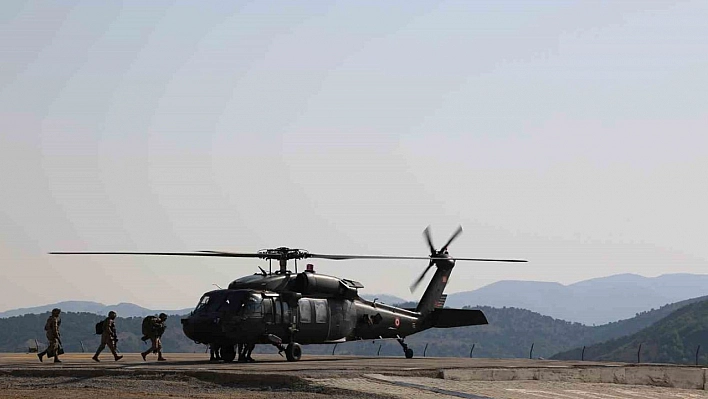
220,345,236,363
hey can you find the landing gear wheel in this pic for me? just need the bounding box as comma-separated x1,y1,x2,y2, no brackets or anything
397,337,413,359
221,345,236,363
285,343,302,362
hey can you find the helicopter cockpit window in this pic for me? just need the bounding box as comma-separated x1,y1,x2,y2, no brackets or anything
221,291,247,312
195,295,210,312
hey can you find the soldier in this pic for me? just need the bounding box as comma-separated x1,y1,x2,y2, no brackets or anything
37,308,62,363
92,311,123,362
141,313,167,361
209,344,221,361
238,343,256,363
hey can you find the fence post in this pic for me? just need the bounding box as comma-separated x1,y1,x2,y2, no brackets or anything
377,344,382,356
529,343,534,359
637,343,642,363
332,344,338,355
581,346,585,361
423,343,429,357
80,341,85,353
696,345,701,366
469,344,475,358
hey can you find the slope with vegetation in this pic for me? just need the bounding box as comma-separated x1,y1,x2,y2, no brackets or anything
552,298,708,364
2,297,706,362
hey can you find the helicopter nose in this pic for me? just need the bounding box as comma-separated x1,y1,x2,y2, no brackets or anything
182,315,222,343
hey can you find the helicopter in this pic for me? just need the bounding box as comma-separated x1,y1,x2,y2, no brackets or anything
51,226,526,362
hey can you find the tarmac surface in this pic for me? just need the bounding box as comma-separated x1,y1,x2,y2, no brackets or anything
1,353,707,398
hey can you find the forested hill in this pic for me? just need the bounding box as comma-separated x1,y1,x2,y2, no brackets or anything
1,297,706,362
0,312,202,354
552,298,708,364
285,299,708,359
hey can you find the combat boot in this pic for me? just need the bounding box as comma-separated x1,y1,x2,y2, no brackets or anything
54,358,61,363
37,353,44,362
114,355,123,361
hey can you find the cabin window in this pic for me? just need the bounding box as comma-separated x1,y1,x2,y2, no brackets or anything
299,300,312,324
282,302,291,324
245,297,263,318
263,298,273,323
274,299,282,323
313,299,328,324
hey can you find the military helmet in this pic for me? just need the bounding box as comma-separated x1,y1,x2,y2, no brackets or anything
51,308,61,315
159,313,168,320
108,311,117,319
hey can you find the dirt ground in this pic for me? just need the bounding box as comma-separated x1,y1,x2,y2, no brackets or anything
0,374,388,399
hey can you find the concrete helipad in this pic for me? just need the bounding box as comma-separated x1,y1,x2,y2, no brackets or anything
1,353,707,398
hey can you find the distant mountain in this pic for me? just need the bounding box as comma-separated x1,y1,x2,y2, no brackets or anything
0,301,192,319
446,273,708,325
552,298,708,364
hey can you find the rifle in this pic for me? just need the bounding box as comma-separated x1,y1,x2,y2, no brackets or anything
56,336,65,356
112,336,120,354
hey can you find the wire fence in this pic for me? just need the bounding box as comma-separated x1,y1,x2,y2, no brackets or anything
23,338,705,366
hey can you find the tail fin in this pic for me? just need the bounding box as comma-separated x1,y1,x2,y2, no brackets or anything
415,257,454,314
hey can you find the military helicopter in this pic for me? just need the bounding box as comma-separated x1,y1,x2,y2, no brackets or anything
52,226,526,362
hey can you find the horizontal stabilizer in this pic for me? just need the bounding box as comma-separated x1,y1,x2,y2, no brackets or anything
429,308,488,328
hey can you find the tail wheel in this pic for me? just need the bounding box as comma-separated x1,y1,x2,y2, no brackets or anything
404,348,414,359
221,345,236,363
285,343,302,362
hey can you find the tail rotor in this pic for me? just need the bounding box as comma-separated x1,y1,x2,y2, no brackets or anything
410,226,462,293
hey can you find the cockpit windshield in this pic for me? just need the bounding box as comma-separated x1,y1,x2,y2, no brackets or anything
193,290,250,314
194,295,211,313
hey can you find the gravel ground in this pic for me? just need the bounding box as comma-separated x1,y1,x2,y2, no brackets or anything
312,374,708,399
0,374,391,399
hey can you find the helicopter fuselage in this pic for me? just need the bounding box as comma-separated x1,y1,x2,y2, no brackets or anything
181,286,423,348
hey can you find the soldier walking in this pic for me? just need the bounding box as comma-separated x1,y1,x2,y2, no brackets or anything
38,308,62,363
92,311,123,362
141,313,168,361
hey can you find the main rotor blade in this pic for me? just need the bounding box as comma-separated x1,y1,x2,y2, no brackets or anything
49,251,263,258
308,253,527,262
423,226,435,254
410,260,434,293
441,225,463,252
49,251,527,262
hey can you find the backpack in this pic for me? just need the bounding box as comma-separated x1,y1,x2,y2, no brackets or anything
142,316,160,337
95,320,104,335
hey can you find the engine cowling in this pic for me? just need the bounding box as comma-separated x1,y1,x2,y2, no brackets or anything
291,272,359,298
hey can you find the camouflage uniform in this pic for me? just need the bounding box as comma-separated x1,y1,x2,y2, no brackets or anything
92,311,122,362
38,308,61,363
141,313,167,361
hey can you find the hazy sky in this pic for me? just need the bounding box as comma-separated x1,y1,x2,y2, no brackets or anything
1,1,707,312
